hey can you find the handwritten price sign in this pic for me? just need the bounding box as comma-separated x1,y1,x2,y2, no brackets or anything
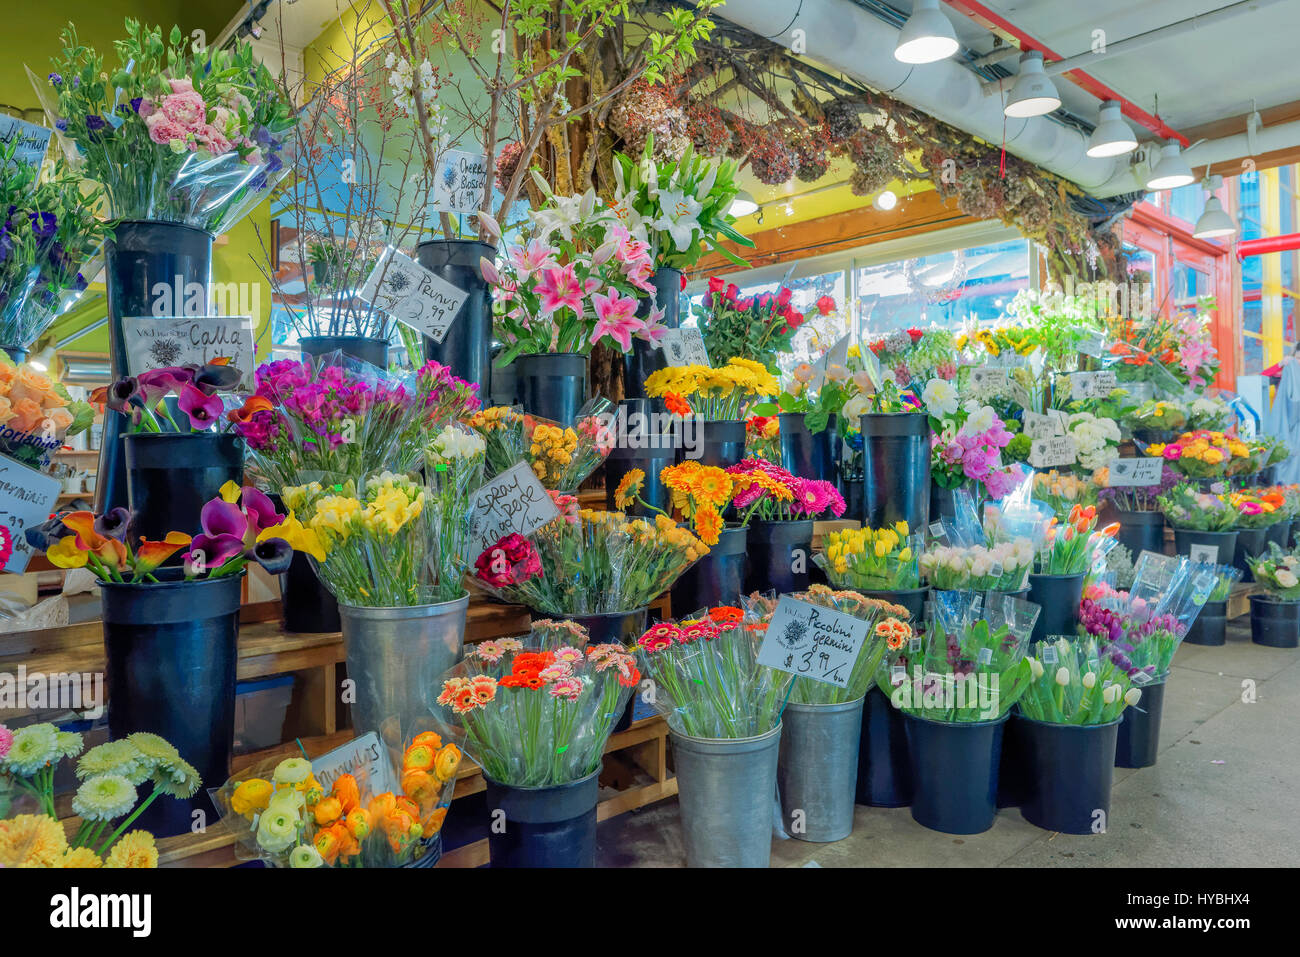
1107,457,1165,486
969,367,1010,394
311,732,396,796
1069,370,1118,400
468,461,562,557
122,316,255,389
360,247,469,345
0,456,62,574
432,149,489,214
756,596,870,688
1028,435,1077,469
661,327,710,367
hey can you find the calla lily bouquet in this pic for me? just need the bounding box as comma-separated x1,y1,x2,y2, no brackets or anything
481,189,668,362
26,485,301,581
94,362,243,434
1018,636,1145,725
0,726,198,869
432,620,639,788
608,138,752,269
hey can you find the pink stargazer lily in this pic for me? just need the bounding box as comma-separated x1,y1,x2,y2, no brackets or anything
533,264,585,315
508,239,559,279
590,288,645,352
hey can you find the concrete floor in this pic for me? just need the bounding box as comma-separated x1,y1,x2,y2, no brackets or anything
596,622,1300,867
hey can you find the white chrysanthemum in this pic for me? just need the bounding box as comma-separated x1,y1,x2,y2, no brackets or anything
77,740,148,785
4,723,59,776
72,774,138,822
54,731,84,761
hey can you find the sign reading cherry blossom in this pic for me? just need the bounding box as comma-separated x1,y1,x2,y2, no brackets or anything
432,150,489,214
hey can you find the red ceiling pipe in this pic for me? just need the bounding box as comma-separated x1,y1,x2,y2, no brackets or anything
943,0,1190,147
1236,233,1300,260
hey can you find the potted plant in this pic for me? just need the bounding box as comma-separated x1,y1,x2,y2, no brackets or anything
96,363,246,545
1123,397,1188,446
284,460,480,737
1158,482,1239,564
881,590,1040,834
1094,460,1178,557
635,602,791,866
432,620,639,867
1182,565,1242,646
0,726,197,867
27,489,297,835
41,18,295,512
0,140,107,361
1246,542,1300,648
1228,488,1287,579
1015,636,1145,834
1079,551,1219,768
1027,504,1119,644
727,457,845,595
610,142,752,397
777,587,912,842
645,357,780,470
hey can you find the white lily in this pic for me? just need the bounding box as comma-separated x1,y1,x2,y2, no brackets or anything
654,186,703,253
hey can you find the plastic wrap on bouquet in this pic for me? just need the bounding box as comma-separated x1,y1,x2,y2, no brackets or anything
213,722,460,868
470,493,707,616
429,619,638,788
469,396,614,490
0,354,95,473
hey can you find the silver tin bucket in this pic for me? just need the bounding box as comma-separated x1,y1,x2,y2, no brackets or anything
671,723,781,867
778,696,865,842
339,595,469,736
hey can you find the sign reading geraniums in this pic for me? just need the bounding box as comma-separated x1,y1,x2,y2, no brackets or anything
756,595,871,688
0,456,63,573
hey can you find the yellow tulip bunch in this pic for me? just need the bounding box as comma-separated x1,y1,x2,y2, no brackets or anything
817,521,921,591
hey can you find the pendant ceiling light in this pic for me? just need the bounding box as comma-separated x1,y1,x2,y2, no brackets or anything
728,190,758,217
1004,51,1061,118
1193,175,1238,239
1086,101,1138,157
1146,141,1196,190
894,0,959,64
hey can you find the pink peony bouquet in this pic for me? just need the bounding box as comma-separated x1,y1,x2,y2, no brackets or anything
923,386,1019,498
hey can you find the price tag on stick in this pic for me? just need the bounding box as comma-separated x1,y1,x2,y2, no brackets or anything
1188,544,1220,564
468,461,563,558
756,595,870,688
1069,370,1118,400
360,247,469,345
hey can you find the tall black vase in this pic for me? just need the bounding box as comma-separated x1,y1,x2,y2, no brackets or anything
857,687,913,807
1114,509,1166,558
483,770,600,868
744,519,815,595
778,413,840,483
605,399,674,515
516,352,588,426
860,413,930,531
680,419,745,469
300,334,389,368
1018,717,1120,835
624,267,681,399
100,575,242,837
123,433,245,548
1233,526,1270,581
1026,573,1086,644
415,239,495,397
671,524,748,615
98,221,214,516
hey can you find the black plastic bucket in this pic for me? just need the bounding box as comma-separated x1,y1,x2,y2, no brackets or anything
268,493,340,633
604,398,674,515
1250,595,1300,648
670,524,747,615
858,586,928,625
744,519,815,595
123,432,245,546
929,482,968,525
1172,528,1238,565
516,352,588,426
778,413,840,484
860,413,930,531
100,575,242,837
1115,676,1167,768
483,769,600,867
415,239,495,396
1027,572,1086,644
1233,526,1270,581
624,266,681,399
856,687,912,807
299,334,389,368
1185,599,1227,646
679,418,746,470
1266,519,1293,551
904,712,1007,834
99,220,213,516
996,712,1031,809
1114,509,1165,558
842,475,864,523
1018,715,1120,834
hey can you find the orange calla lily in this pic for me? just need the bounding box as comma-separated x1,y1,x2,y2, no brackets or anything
134,532,193,576
226,395,273,425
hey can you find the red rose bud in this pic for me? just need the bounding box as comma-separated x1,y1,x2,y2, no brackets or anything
708,277,724,294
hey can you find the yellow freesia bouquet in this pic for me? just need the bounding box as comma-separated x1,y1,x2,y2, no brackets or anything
645,356,779,421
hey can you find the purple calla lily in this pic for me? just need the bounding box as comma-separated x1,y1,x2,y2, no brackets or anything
200,498,251,541
107,377,141,413
239,486,284,532
178,383,223,431
187,363,243,396
93,507,131,542
137,367,196,403
249,537,293,575
187,533,247,570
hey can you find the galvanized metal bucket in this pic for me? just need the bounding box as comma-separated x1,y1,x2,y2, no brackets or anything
671,723,781,867
339,595,469,736
778,696,865,842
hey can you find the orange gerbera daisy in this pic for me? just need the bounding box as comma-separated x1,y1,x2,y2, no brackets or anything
694,505,724,546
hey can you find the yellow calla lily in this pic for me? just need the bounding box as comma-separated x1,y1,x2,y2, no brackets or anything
46,535,89,569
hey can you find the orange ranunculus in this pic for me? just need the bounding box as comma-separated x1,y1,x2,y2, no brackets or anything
422,807,448,836
368,792,396,821
314,822,350,865
314,796,343,826
410,731,443,752
433,744,462,782
332,773,360,815
393,795,421,820
226,395,273,425
345,808,371,840
401,768,439,805
382,810,419,853
135,532,193,574
403,743,435,773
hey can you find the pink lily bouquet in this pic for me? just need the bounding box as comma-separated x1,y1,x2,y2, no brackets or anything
478,183,668,364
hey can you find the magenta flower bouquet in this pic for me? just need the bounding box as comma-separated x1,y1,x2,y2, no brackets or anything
924,390,1018,497
726,458,846,520
479,192,667,362
230,355,416,489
